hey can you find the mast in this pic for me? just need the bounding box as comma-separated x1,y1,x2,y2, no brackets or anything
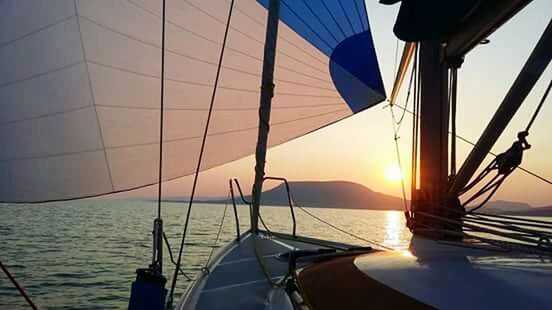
251,0,280,232
398,0,540,237
411,41,450,232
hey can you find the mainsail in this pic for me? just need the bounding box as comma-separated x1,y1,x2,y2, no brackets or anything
0,0,385,202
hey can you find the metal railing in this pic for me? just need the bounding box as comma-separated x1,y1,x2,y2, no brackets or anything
229,177,297,238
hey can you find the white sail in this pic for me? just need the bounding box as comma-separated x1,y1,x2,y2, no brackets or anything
0,0,385,202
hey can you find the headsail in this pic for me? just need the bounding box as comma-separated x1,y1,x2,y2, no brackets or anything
0,0,385,203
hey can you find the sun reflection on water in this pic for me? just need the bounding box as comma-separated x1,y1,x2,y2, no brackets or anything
383,211,405,249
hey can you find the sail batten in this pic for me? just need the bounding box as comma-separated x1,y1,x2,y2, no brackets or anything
1,0,384,203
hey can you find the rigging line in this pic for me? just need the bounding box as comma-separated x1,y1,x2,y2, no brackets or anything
386,48,417,214
319,0,348,37
0,14,76,49
181,0,329,76
0,108,348,163
280,0,335,51
0,261,38,310
162,232,192,281
525,79,551,133
156,0,167,220
168,0,236,304
463,216,552,233
124,0,332,84
465,179,507,214
295,204,395,251
414,211,551,249
454,134,552,185
205,192,231,267
389,106,409,212
337,0,356,35
390,51,416,133
392,103,552,186
300,0,342,43
408,218,545,255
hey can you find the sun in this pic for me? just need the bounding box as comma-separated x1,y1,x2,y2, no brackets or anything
384,164,403,182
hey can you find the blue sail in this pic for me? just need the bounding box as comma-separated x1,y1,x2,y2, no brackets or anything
257,0,386,112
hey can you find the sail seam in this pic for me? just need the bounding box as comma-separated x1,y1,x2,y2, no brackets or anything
320,0,348,38
222,0,328,66
73,0,115,191
352,0,365,31
359,0,370,30
0,61,84,89
279,0,335,51
0,108,348,162
78,15,334,90
0,105,92,126
94,102,344,111
179,0,328,74
337,0,356,35
300,0,342,44
0,15,76,49
86,59,341,98
126,0,330,79
0,103,346,127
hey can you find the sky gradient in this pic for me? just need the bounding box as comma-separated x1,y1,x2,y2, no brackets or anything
126,0,552,206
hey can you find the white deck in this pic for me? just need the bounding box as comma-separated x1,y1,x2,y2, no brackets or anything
176,231,350,310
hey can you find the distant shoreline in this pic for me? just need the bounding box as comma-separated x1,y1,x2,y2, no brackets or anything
152,199,552,217
141,180,552,217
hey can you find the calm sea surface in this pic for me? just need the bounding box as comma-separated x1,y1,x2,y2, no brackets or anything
1,200,411,309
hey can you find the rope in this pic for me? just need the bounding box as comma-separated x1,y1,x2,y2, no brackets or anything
162,233,192,281
387,46,417,213
295,204,395,251
0,261,38,310
167,0,236,306
205,193,230,267
392,103,552,186
389,108,409,213
524,79,551,133
459,79,551,212
253,235,292,288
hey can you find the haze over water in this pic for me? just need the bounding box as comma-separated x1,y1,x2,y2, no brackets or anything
0,201,411,309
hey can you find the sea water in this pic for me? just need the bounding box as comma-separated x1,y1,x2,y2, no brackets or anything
0,200,411,309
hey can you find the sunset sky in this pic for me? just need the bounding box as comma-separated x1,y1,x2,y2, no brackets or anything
128,0,552,206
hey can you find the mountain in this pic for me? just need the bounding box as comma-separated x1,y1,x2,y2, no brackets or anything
501,206,552,217
244,181,405,210
158,180,550,216
479,200,533,214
